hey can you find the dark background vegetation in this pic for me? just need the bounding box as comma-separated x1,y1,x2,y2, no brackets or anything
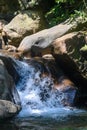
45,0,87,27
0,0,87,25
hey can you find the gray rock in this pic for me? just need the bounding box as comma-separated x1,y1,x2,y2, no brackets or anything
3,11,46,46
18,21,73,54
0,59,21,119
0,54,20,84
0,100,21,119
18,18,87,56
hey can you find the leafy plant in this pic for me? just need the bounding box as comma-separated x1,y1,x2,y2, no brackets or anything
45,0,87,27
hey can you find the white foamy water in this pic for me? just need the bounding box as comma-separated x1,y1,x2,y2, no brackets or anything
15,60,86,118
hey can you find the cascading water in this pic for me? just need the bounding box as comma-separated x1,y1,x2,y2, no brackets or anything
14,58,85,118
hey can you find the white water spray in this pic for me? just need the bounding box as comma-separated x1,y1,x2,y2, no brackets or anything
15,60,85,117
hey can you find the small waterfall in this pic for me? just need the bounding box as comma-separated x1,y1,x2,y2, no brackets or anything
14,58,77,117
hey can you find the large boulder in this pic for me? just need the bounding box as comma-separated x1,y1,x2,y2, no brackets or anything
50,32,87,105
52,32,87,78
0,59,21,119
18,21,73,55
18,18,87,57
52,53,87,104
3,11,46,46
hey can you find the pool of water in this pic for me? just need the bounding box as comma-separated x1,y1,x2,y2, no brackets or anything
0,107,87,130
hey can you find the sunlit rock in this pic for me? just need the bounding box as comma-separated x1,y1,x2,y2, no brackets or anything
0,100,21,119
3,11,46,46
52,32,87,78
18,21,74,55
4,45,17,52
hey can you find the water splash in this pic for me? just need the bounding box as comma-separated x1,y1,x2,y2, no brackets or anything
14,59,85,118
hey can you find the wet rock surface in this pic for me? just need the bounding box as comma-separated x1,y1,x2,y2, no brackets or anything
23,57,77,107
0,57,21,119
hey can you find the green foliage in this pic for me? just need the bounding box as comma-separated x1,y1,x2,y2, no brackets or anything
55,0,75,4
80,45,87,52
70,10,87,22
45,0,87,27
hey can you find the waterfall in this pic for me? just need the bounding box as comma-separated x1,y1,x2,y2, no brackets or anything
14,58,77,117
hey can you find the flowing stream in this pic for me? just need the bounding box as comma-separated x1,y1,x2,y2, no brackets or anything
15,59,76,117
0,59,87,130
